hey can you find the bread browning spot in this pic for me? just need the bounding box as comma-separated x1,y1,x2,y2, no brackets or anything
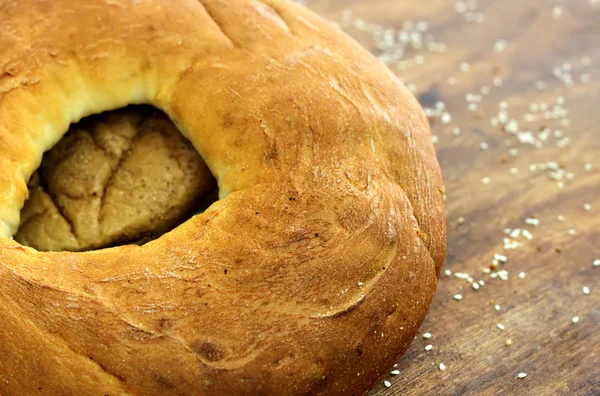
191,340,225,362
155,374,176,390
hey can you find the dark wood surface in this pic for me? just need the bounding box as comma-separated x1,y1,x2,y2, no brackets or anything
299,0,600,394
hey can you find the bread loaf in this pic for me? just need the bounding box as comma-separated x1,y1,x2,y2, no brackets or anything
0,0,446,394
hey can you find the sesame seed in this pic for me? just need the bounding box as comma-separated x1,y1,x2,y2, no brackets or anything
480,142,489,150
568,228,577,236
581,56,593,67
497,323,505,331
584,203,592,211
425,344,433,351
391,370,400,375
583,286,590,295
505,339,512,346
585,163,592,172
518,272,526,279
525,218,539,226
422,333,432,340
572,316,580,324
557,215,565,222
536,81,546,90
493,76,504,87
384,380,391,388
494,304,501,311
439,363,446,371
580,73,591,83
441,113,452,124
457,217,465,224
459,62,470,72
358,281,364,286
453,294,463,301
453,127,462,136
432,135,439,144
447,76,458,85
593,259,600,267
481,177,491,185
444,269,452,277
494,39,507,52
517,372,527,379
472,282,480,290
509,168,519,175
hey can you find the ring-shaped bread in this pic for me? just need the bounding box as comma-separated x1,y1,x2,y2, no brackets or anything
0,0,446,394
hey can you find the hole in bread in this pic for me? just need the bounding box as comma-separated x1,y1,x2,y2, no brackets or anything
15,105,218,252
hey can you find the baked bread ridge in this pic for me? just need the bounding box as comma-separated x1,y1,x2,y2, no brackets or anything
0,0,446,395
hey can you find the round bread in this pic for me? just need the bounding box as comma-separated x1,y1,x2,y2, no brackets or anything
0,0,446,394
15,107,217,252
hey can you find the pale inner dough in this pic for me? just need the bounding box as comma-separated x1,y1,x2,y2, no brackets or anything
15,107,217,252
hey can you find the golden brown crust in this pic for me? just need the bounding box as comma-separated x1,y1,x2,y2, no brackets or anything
0,0,446,394
15,107,217,252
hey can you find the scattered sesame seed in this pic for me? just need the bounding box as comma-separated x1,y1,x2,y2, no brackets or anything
453,294,463,301
457,216,465,224
509,168,519,175
525,218,539,226
572,316,580,324
358,281,364,286
583,286,590,295
391,370,400,375
585,163,592,172
453,127,462,136
384,380,391,388
494,39,507,52
441,113,452,124
481,177,491,185
557,215,565,222
580,73,591,83
432,135,439,144
423,332,432,339
584,203,592,211
518,272,526,279
444,269,452,277
567,228,577,236
497,323,505,331
522,230,533,240
425,344,433,351
593,259,600,267
447,76,458,85
472,282,480,290
495,304,501,311
517,372,527,379
505,339,512,346
459,62,470,72
536,81,546,90
439,363,446,371
493,76,504,87
480,142,489,150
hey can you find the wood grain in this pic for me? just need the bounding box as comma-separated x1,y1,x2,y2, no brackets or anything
300,0,600,394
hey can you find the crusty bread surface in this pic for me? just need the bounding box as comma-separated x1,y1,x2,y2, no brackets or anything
0,0,446,394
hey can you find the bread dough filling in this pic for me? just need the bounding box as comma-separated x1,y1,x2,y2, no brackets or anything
15,107,217,252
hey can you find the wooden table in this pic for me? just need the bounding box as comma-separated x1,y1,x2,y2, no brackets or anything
300,0,600,394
